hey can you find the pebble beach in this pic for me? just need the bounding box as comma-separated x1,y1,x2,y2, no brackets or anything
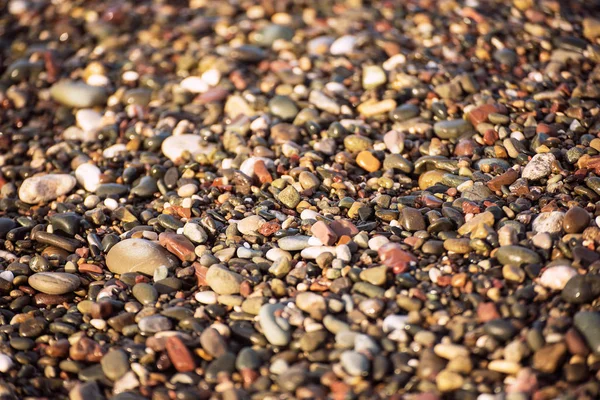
1,0,600,399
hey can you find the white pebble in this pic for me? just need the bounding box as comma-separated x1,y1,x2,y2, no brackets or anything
300,209,320,220
76,109,103,132
90,319,107,330
201,69,221,86
368,236,389,251
195,291,218,304
336,245,352,262
103,144,127,158
180,76,209,93
0,271,14,282
104,198,119,210
75,163,101,192
0,354,13,373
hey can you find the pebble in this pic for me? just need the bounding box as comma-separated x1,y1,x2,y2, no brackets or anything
340,351,369,376
539,266,578,290
28,272,80,295
531,211,564,234
495,246,541,266
50,81,107,108
205,264,244,295
259,303,291,346
161,134,216,163
563,206,590,233
19,174,77,204
521,153,555,181
75,163,102,192
106,238,179,275
236,215,265,236
0,354,14,373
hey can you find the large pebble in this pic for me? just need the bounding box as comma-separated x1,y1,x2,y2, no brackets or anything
205,264,244,295
28,272,80,295
532,211,564,234
259,303,291,346
574,311,600,353
19,174,77,204
106,239,179,275
236,215,265,236
75,163,101,192
495,245,541,266
539,266,578,290
161,134,216,163
50,81,107,108
522,153,555,181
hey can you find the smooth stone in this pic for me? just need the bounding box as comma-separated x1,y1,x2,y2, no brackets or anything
183,222,208,244
0,218,16,238
236,215,265,236
564,206,590,233
50,81,107,108
399,207,426,231
484,319,518,341
330,35,357,55
254,24,294,46
562,275,600,304
19,174,77,204
278,235,311,251
295,292,326,320
340,351,369,376
29,272,80,295
496,246,541,266
75,163,101,192
106,239,179,275
131,176,158,197
259,303,291,346
132,283,158,305
521,153,556,181
433,119,473,139
138,315,172,333
239,157,274,178
161,135,216,163
532,211,564,234
0,354,14,373
49,212,81,236
100,350,129,381
200,328,228,357
539,266,578,290
268,95,298,120
76,109,103,131
574,311,600,353
205,264,244,295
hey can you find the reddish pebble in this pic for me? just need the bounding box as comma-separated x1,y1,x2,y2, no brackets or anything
165,336,196,372
159,232,196,262
258,220,280,236
330,219,359,237
378,242,417,273
254,159,273,184
477,302,501,323
487,168,519,191
78,263,103,274
311,221,338,246
69,337,103,362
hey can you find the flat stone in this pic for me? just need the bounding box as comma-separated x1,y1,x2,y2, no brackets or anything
278,236,311,251
28,272,80,295
340,351,369,376
106,239,179,275
539,266,578,290
311,221,337,246
19,174,77,204
564,206,590,233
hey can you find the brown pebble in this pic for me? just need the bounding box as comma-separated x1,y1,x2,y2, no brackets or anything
165,336,196,372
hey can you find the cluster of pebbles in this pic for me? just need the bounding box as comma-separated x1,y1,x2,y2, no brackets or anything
2,0,600,399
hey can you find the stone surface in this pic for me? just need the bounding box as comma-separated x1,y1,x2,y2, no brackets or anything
28,272,80,295
106,239,179,275
19,174,77,204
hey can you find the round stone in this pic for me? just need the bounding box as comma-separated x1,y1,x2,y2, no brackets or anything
28,272,80,295
101,350,130,381
205,264,244,295
106,239,179,275
563,206,590,233
19,174,77,204
75,163,101,193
